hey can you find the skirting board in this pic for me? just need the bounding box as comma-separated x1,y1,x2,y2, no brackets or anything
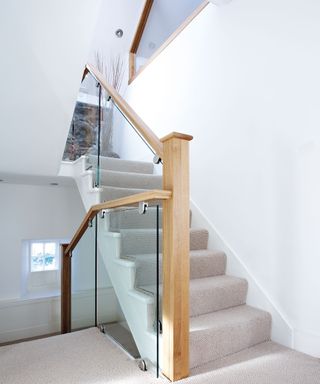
0,287,119,344
293,329,320,358
190,199,294,348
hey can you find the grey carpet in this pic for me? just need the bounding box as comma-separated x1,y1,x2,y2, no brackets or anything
1,328,319,384
119,228,208,255
90,155,155,174
100,169,162,189
130,249,227,288
190,305,271,368
101,185,150,201
92,156,318,377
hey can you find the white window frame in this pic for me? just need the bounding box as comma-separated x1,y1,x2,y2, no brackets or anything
21,238,69,297
29,240,60,273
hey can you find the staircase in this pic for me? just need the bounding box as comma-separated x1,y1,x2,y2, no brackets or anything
70,154,272,371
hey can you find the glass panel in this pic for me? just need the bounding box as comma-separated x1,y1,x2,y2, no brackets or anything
86,88,163,200
136,0,204,71
71,218,96,331
62,71,102,186
97,204,161,375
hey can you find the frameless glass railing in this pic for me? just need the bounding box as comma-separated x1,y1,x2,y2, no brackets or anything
71,218,96,330
136,0,205,71
63,71,102,185
63,67,162,189
69,203,162,376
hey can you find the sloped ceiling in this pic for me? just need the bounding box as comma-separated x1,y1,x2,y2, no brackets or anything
0,0,104,177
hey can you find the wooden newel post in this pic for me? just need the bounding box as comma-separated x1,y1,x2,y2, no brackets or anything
61,243,71,334
161,132,193,381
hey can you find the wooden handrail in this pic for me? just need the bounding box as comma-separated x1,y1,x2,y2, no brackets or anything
85,63,164,159
129,0,154,79
129,0,209,84
64,190,171,256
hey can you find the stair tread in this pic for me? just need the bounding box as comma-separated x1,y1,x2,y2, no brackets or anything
190,275,247,316
140,275,247,317
189,305,272,368
190,304,270,331
101,185,150,192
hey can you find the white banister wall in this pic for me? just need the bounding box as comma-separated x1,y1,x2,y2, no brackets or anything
124,0,320,357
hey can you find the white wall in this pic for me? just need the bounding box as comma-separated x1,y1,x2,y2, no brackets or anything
87,0,144,92
0,182,86,342
125,0,320,357
0,0,102,176
0,183,85,300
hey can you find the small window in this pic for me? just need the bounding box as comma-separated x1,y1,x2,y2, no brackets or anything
30,241,58,272
21,238,69,297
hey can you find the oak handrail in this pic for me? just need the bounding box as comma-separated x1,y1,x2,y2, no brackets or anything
85,63,164,159
129,0,154,79
64,189,171,256
128,0,209,83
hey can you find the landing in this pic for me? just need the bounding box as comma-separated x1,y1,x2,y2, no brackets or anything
0,328,319,384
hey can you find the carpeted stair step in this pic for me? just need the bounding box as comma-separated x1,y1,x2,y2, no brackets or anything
139,275,247,317
91,156,154,174
101,186,149,201
190,249,226,279
189,305,272,369
131,250,227,287
109,207,163,230
189,275,248,317
99,169,162,189
109,207,192,230
119,228,209,256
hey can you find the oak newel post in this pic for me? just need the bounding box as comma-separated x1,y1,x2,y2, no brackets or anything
161,132,193,381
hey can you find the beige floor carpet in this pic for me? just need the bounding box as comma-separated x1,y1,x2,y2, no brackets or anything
1,328,320,384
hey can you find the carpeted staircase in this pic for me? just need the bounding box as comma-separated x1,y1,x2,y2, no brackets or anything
92,156,272,370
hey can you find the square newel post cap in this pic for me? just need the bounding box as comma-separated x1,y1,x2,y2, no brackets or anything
160,132,193,143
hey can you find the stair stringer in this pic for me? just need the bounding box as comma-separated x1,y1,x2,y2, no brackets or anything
59,156,102,211
97,228,159,366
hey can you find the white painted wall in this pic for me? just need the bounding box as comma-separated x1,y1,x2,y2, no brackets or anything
124,0,320,357
0,183,85,300
0,0,102,176
0,182,85,342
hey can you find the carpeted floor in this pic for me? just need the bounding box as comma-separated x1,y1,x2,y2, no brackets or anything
0,328,319,384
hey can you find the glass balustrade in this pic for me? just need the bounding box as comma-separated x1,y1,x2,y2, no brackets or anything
69,204,161,376
136,0,204,71
70,218,96,331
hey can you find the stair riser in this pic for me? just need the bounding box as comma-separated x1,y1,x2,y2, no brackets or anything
190,313,272,368
101,187,147,202
133,252,226,287
109,209,163,230
92,156,154,174
109,209,192,230
100,170,162,190
190,279,248,317
120,229,209,256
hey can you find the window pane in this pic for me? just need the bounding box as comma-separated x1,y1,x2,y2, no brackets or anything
31,256,44,272
30,242,58,272
31,243,44,257
44,242,56,256
44,255,57,270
